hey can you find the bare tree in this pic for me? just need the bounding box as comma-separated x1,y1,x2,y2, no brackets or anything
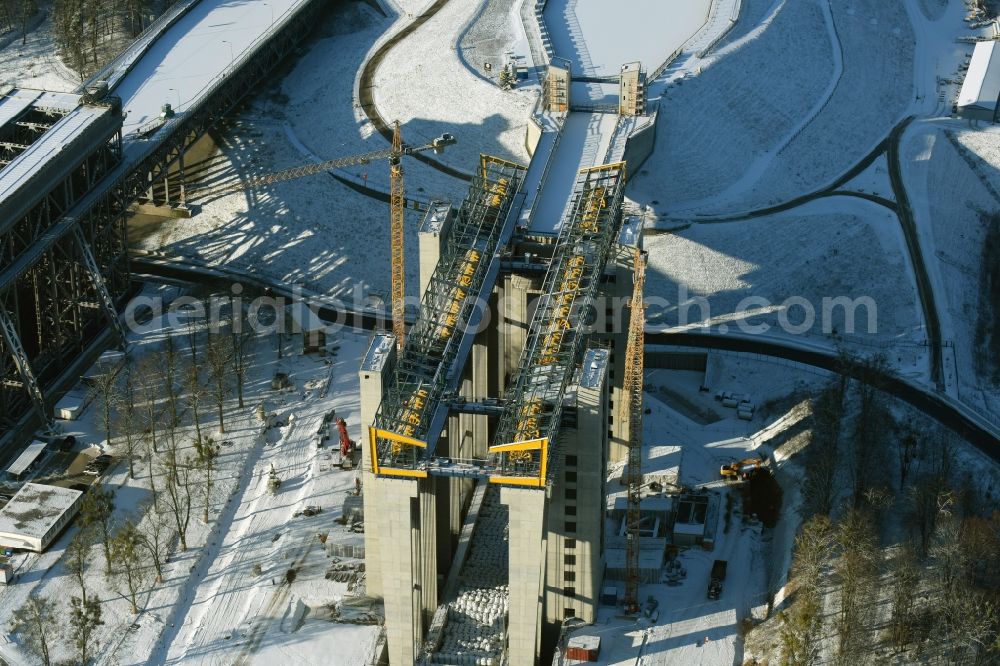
114,365,141,479
65,530,91,606
231,313,254,409
778,514,832,665
205,327,233,433
79,483,116,577
110,518,145,613
139,503,173,584
186,314,201,367
162,454,194,550
9,594,57,666
88,357,123,448
135,355,162,454
185,359,207,444
163,332,180,428
143,428,158,499
887,545,919,653
834,510,880,664
850,369,891,509
906,433,954,556
193,436,220,523
802,378,846,517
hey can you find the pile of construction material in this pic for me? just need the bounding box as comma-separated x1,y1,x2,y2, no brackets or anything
432,489,509,665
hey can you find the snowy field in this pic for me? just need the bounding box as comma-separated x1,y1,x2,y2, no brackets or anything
901,120,1000,421
0,287,379,665
372,0,535,171
731,0,916,210
629,0,919,216
643,197,928,369
626,0,835,212
542,0,712,76
0,12,79,91
711,0,779,52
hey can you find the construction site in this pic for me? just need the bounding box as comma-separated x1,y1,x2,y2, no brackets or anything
1,0,1000,665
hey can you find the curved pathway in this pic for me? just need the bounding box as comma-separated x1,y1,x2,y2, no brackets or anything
357,0,473,181
656,115,945,392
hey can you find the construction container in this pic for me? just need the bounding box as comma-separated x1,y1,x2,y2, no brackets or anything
565,635,600,662
600,585,617,605
0,559,12,584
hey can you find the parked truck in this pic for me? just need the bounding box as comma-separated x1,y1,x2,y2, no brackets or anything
707,559,727,600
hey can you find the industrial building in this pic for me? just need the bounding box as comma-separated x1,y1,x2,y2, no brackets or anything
0,88,129,453
0,482,83,552
957,40,1000,121
360,129,644,662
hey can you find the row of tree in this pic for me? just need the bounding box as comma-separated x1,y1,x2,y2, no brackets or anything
10,302,259,665
0,0,36,42
52,0,174,78
11,481,176,665
773,356,1000,664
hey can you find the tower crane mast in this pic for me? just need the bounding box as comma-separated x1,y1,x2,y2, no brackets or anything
185,125,456,351
621,247,646,614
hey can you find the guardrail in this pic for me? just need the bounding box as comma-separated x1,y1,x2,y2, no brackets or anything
78,0,204,93
696,0,743,58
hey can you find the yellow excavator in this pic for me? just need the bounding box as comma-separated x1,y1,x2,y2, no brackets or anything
720,456,767,481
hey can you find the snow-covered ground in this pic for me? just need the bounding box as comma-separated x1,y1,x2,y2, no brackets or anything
135,0,545,305
0,287,379,665
0,12,80,91
838,153,895,201
643,196,929,373
542,0,712,76
564,355,830,665
901,118,1000,422
133,2,457,305
626,0,835,212
372,0,535,170
629,0,929,217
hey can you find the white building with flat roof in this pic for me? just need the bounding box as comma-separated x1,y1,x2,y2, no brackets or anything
5,440,48,482
958,40,1000,121
0,483,83,552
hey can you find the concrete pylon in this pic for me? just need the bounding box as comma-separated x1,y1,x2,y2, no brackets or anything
502,486,547,665
371,477,439,666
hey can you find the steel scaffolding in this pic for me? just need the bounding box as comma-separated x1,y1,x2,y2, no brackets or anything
370,156,527,476
489,161,626,485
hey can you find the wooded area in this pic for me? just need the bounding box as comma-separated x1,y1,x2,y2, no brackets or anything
50,0,174,78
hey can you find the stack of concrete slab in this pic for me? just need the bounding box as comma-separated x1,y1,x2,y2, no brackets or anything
432,489,509,665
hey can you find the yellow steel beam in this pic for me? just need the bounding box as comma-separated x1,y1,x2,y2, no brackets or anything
578,160,626,176
489,437,547,453
379,467,429,479
489,475,544,487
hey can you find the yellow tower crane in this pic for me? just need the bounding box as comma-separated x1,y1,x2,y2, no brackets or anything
186,123,456,351
621,247,646,614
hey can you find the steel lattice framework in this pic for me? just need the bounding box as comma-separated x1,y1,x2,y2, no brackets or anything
488,162,626,486
621,248,645,613
390,122,407,348
369,156,527,477
0,99,128,437
2,0,329,446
